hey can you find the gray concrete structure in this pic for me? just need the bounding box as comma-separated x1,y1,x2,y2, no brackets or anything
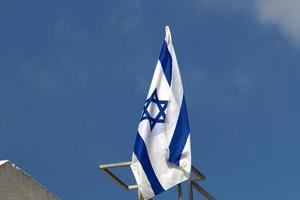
0,160,58,200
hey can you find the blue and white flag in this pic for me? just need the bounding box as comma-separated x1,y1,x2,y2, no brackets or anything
131,26,191,199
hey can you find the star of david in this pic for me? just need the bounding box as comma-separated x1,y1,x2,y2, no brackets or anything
140,89,168,130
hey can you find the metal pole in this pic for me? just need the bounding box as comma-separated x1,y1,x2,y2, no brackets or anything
188,179,194,200
138,189,143,200
192,182,216,200
177,183,183,200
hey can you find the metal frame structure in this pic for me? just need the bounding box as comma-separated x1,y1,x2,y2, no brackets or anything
99,161,215,200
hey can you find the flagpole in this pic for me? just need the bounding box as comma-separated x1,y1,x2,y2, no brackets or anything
138,189,143,200
177,183,183,200
188,179,194,200
138,189,152,200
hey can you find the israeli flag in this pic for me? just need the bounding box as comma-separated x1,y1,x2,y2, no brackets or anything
131,26,191,199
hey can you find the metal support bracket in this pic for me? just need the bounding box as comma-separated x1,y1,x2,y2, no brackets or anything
99,161,215,200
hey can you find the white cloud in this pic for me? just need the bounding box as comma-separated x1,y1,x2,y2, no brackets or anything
200,0,300,46
253,0,300,45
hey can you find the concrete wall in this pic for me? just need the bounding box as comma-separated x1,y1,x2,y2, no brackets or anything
0,161,58,200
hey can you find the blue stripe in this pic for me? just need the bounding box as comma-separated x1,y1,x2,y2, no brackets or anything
159,41,172,85
134,132,165,195
168,96,190,165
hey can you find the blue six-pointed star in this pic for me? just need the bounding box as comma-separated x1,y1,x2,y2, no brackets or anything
141,89,168,130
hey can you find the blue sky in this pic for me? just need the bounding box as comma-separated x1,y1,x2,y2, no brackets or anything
1,0,300,199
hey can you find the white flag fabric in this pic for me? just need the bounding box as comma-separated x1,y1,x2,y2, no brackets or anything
131,26,191,199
